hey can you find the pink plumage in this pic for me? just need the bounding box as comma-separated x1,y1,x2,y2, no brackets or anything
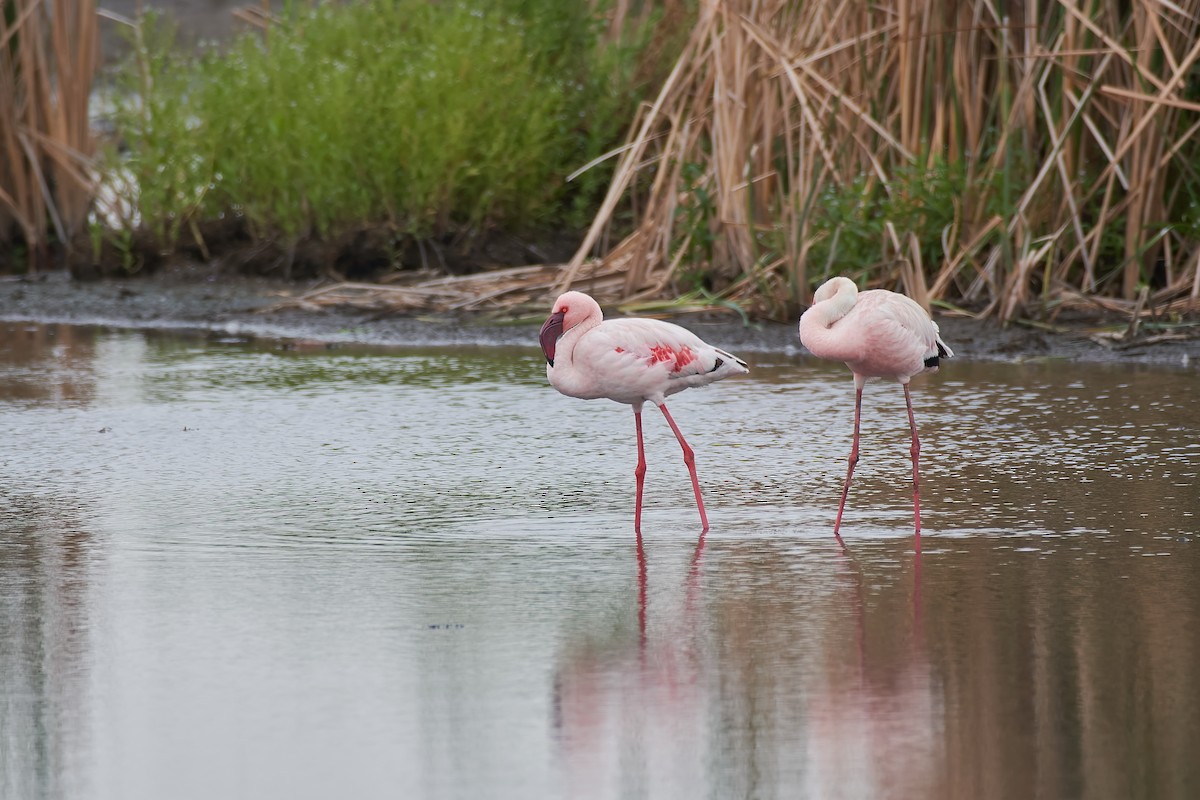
799,277,953,548
539,290,748,533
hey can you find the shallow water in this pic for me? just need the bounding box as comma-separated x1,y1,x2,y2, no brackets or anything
1,323,1198,800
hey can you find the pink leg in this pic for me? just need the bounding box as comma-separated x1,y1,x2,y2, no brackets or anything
657,403,709,532
633,407,647,534
833,383,864,540
904,382,922,551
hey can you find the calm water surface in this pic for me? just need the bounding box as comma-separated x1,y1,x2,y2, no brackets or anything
1,323,1198,800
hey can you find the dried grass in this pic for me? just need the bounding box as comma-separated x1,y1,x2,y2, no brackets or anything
543,0,1200,322
0,0,99,271
262,237,661,317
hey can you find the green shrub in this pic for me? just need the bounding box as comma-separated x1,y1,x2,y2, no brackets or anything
103,0,659,253
804,157,974,285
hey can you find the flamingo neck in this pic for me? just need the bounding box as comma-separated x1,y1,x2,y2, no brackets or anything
555,313,602,368
799,279,860,362
810,279,858,326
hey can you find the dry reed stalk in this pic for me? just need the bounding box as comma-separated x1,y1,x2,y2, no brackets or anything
545,0,1200,321
0,0,98,272
265,259,631,316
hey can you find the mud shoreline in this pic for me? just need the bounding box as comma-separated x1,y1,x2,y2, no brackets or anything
1,268,1197,368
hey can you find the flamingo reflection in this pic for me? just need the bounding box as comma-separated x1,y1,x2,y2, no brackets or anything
806,544,942,796
552,532,708,799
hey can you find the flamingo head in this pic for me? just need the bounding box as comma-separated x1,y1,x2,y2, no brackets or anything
813,276,857,304
539,291,601,366
804,276,859,328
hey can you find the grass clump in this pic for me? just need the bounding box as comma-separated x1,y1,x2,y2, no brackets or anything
803,157,973,289
99,0,663,270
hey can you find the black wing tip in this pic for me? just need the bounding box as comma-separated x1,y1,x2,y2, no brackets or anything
710,355,748,373
924,341,950,369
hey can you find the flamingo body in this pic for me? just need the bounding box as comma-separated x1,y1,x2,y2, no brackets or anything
546,316,746,406
799,277,952,383
798,277,952,548
540,291,748,532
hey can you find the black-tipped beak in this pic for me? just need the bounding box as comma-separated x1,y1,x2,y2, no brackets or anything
539,311,565,366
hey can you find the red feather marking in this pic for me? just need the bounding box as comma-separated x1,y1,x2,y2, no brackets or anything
643,344,696,372
648,344,675,364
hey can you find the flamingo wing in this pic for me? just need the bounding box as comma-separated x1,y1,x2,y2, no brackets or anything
835,291,943,378
586,318,720,378
855,290,931,342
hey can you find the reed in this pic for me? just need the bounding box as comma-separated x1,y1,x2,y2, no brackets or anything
560,0,1200,320
0,0,98,272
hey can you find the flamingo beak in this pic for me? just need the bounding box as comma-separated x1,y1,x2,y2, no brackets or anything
539,311,565,366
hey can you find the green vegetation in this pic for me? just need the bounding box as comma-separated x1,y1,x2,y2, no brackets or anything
4,0,1199,324
100,0,661,259
802,157,976,290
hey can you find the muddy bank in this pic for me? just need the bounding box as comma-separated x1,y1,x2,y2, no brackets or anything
1,267,1197,368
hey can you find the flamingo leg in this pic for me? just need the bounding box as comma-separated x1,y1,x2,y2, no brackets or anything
633,407,647,534
657,403,710,532
904,382,922,550
833,382,864,539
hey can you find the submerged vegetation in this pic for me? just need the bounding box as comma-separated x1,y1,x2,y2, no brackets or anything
2,0,1200,325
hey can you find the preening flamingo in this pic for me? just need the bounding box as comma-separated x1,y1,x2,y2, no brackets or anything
539,291,748,533
798,277,953,547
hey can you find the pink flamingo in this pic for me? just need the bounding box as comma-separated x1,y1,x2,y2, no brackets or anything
539,291,748,533
798,277,953,547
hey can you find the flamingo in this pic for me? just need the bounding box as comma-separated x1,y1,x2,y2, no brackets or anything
798,276,953,547
539,291,748,533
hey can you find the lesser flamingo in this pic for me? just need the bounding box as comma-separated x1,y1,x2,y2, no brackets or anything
799,276,953,549
539,291,748,533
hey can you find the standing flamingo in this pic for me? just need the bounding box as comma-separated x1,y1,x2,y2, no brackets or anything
539,291,748,533
798,277,952,548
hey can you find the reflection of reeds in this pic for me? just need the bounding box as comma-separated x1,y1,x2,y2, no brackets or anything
0,0,98,271
559,0,1200,320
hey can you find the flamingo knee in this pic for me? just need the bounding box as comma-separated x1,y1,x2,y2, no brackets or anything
680,444,696,468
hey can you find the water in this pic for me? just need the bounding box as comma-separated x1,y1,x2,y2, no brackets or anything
1,323,1198,800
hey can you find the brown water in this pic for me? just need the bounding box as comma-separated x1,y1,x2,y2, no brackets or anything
2,323,1198,800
